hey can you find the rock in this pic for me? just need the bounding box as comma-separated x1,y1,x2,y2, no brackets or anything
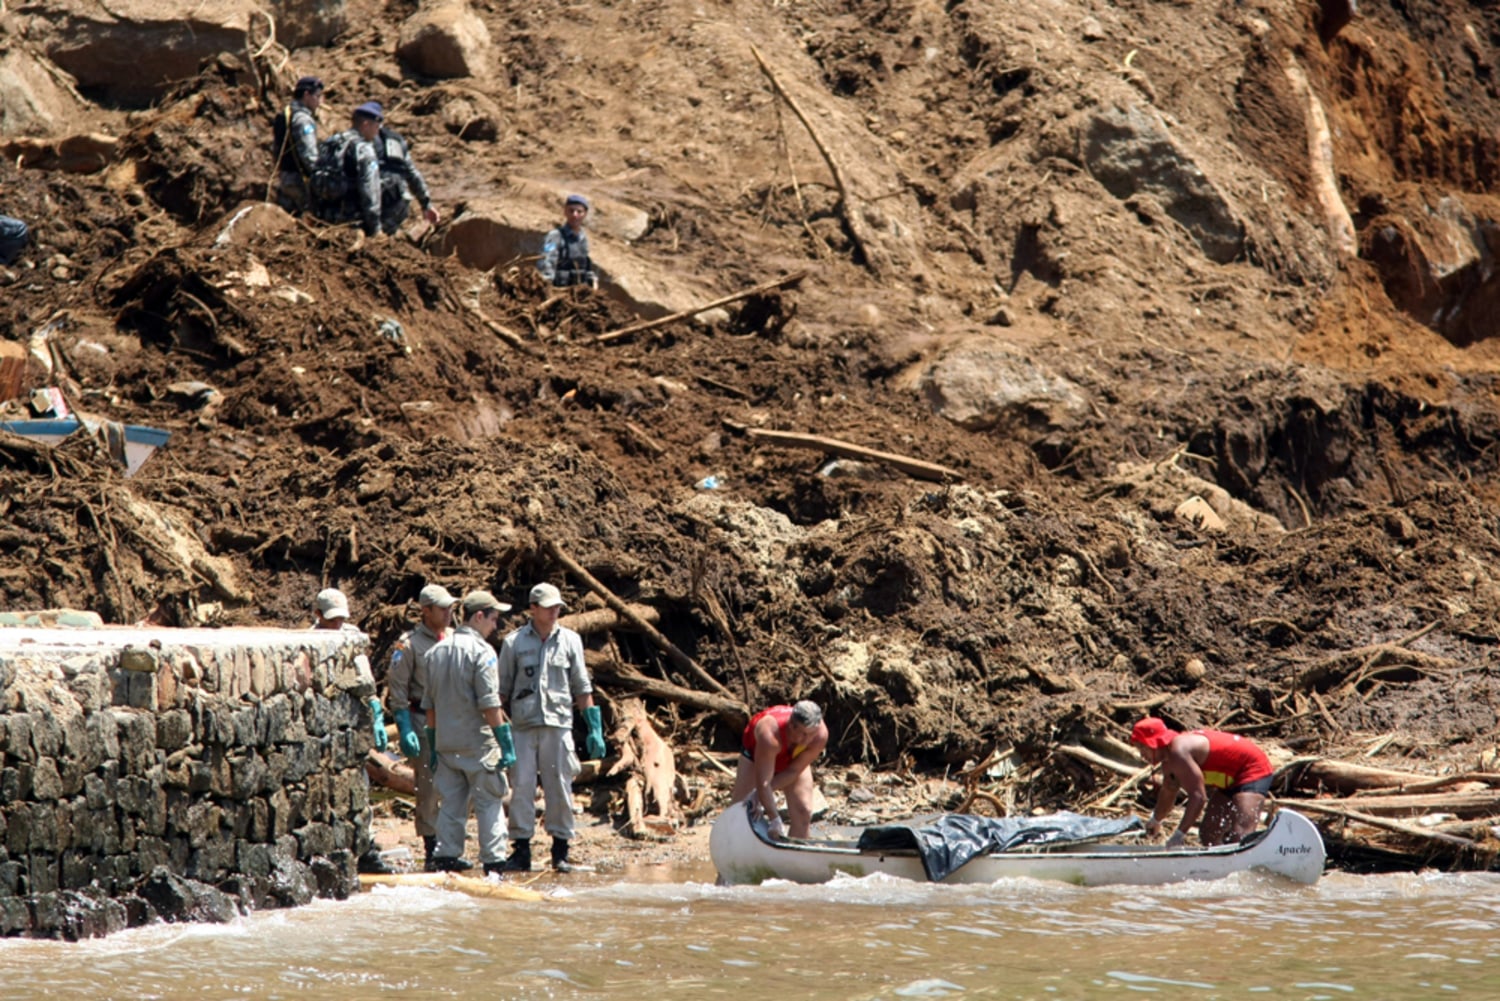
28,0,260,106
1174,495,1227,534
433,195,716,321
138,866,239,924
396,1,493,79
1076,103,1244,264
916,338,1090,432
269,0,347,49
0,49,88,137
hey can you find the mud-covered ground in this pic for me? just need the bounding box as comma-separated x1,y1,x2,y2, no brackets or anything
3,0,1500,861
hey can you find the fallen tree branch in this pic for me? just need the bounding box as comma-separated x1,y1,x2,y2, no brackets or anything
546,538,742,706
723,420,961,483
1281,790,1500,819
1280,799,1482,850
1056,744,1143,779
1284,620,1448,697
594,271,807,345
559,603,660,636
749,44,876,273
586,650,748,727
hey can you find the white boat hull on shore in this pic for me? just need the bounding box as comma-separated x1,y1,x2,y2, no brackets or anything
710,800,1325,887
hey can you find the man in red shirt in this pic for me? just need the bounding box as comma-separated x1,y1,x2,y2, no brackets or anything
1130,717,1274,847
730,701,828,839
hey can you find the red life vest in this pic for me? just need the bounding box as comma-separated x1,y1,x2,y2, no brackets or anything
1191,729,1273,789
742,705,804,773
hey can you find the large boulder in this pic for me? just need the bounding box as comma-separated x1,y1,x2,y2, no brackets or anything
1363,196,1500,348
1075,103,1244,264
396,1,492,79
21,0,257,105
433,190,711,320
269,0,347,49
0,48,89,136
916,339,1090,432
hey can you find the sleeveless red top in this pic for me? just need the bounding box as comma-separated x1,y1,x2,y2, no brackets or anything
1193,729,1273,789
742,705,801,772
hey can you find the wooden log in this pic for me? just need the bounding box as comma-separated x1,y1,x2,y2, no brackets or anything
1056,744,1144,779
723,421,962,483
586,650,748,726
1287,757,1459,796
560,603,660,636
594,271,808,344
1279,790,1500,819
365,749,416,796
545,538,743,706
1283,799,1482,850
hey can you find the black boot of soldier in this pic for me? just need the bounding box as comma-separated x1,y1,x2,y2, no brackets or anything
357,847,394,875
421,835,437,872
551,838,575,873
503,838,532,872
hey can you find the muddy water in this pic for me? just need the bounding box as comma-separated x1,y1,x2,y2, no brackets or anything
5,865,1500,999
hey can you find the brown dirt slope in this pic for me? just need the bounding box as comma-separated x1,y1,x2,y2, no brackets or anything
2,0,1499,828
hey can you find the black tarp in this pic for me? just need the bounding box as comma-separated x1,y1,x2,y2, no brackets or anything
855,812,1145,881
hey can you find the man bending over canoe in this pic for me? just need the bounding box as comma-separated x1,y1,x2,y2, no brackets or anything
1130,717,1274,847
731,701,828,839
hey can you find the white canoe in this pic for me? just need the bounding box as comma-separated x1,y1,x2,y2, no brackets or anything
710,800,1325,887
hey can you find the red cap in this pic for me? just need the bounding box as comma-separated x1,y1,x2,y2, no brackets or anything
1131,717,1177,749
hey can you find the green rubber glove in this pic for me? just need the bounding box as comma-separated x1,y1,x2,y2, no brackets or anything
368,698,388,751
492,723,517,770
584,705,606,760
393,709,421,760
425,726,437,770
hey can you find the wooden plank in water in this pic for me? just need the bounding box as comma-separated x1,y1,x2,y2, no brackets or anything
359,872,546,902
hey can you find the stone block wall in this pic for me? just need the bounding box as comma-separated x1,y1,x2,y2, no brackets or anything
0,627,377,939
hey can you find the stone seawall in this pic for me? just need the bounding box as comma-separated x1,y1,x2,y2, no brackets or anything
0,626,378,939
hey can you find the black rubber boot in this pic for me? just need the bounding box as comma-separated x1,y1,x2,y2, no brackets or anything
503,838,532,872
427,855,472,873
421,835,437,871
357,848,394,875
551,838,574,873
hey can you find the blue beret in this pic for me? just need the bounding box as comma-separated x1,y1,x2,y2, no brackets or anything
564,193,590,210
353,101,384,121
293,76,324,96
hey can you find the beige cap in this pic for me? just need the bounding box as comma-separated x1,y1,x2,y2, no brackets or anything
528,582,567,609
418,583,457,608
462,589,512,616
315,588,351,619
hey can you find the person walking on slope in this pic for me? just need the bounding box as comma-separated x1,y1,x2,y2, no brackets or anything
1129,717,1274,847
386,583,458,871
497,582,607,872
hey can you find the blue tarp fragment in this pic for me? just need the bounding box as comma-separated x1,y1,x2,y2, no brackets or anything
855,812,1144,881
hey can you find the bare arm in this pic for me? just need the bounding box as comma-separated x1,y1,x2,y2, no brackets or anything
1163,746,1209,844
752,719,784,819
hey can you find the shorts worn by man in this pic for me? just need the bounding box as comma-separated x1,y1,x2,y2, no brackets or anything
729,701,828,839
496,582,606,873
272,76,324,214
1130,717,1274,847
422,590,517,875
387,583,458,870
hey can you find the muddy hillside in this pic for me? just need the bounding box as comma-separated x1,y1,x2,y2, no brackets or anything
3,0,1499,845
